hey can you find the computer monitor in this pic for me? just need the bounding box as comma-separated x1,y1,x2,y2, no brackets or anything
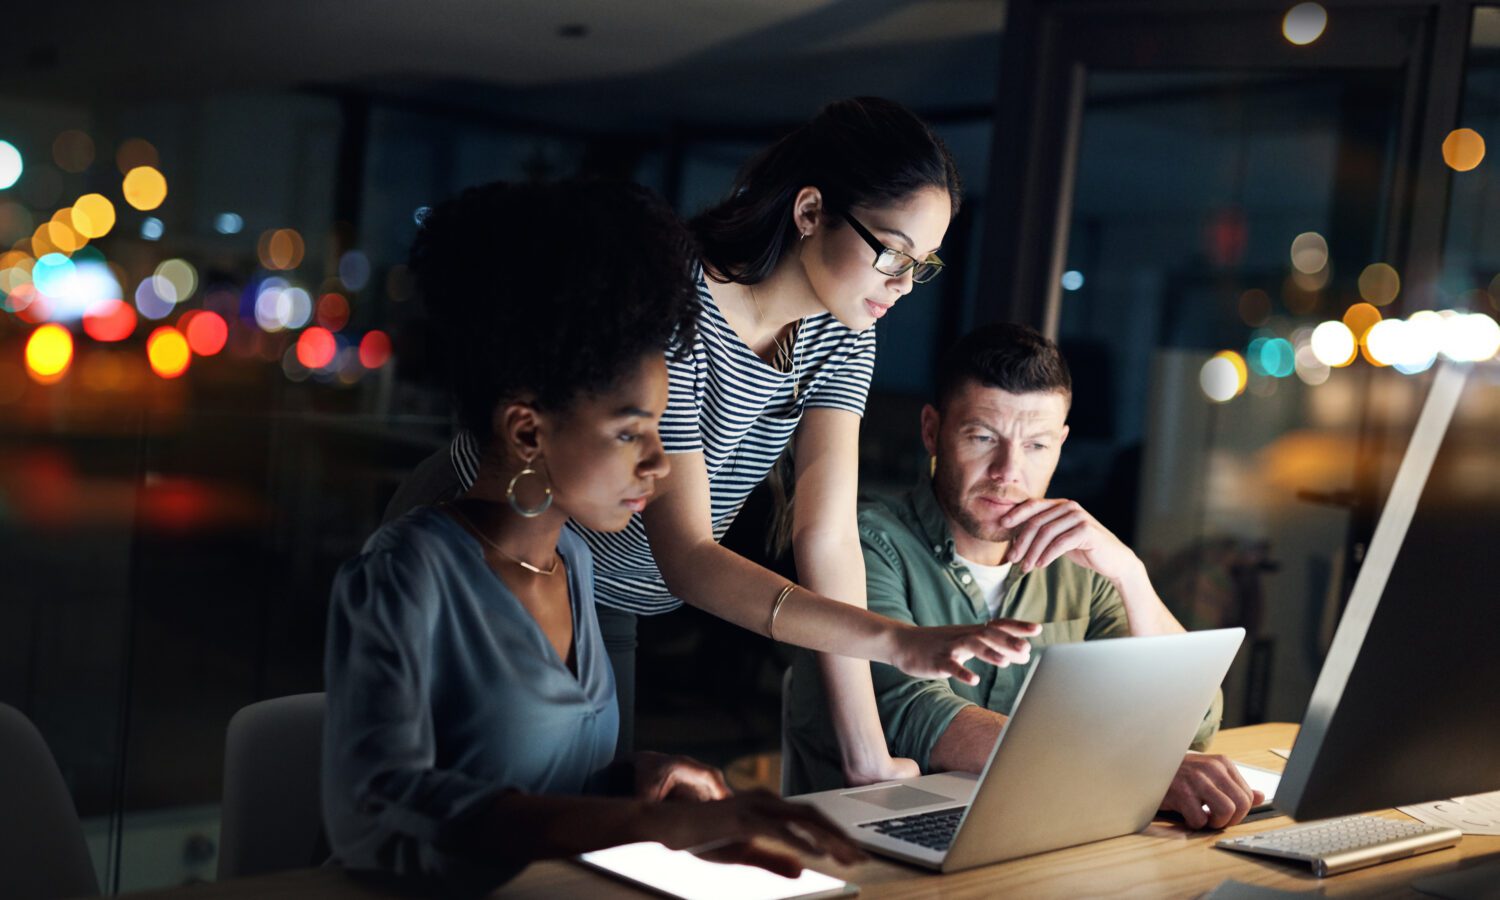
1276,360,1500,821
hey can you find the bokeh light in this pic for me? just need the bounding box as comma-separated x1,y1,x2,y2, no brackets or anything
0,140,22,190
214,212,243,235
1441,312,1500,362
31,252,75,298
52,130,95,173
38,257,122,322
83,298,137,342
359,330,392,369
1283,3,1327,45
1238,289,1272,327
140,217,164,240
0,200,35,244
317,292,350,330
1363,318,1405,367
1200,350,1247,403
1442,128,1486,172
259,228,306,270
71,194,116,239
122,166,168,211
155,259,198,304
1357,262,1400,306
1060,270,1084,291
1342,302,1382,343
25,323,73,383
184,310,228,356
146,326,191,378
296,327,337,369
46,209,86,253
1258,337,1295,378
1310,320,1357,367
135,275,177,319
339,250,371,291
1397,310,1444,374
1294,344,1331,386
1290,231,1328,274
116,138,159,174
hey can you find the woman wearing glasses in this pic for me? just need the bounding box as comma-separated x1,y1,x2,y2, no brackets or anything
396,97,1038,787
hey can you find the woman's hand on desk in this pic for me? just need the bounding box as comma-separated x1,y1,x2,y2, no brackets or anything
647,789,867,879
632,751,730,802
890,619,1042,686
1160,752,1264,830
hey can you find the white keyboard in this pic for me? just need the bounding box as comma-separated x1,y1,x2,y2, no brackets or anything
1216,814,1461,877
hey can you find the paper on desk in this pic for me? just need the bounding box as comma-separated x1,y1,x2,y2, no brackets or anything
1268,747,1291,760
1399,789,1500,835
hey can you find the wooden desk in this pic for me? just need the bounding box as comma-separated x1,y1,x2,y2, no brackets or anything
128,724,1500,899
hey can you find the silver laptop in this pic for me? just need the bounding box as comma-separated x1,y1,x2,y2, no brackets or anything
793,628,1244,873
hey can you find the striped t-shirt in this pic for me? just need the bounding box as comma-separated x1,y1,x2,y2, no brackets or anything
451,273,877,615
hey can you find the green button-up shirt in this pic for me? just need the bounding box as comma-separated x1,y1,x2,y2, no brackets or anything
783,474,1222,795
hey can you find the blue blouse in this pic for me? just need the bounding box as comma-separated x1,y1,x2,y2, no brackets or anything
322,506,618,891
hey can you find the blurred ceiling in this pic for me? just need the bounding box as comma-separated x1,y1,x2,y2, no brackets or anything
4,0,1007,128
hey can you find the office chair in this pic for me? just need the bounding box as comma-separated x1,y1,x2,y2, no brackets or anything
0,703,100,899
217,692,326,880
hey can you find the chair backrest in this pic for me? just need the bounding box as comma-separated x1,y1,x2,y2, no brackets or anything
0,703,100,899
217,692,326,880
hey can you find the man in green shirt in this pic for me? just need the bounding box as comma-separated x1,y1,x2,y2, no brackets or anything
786,323,1261,830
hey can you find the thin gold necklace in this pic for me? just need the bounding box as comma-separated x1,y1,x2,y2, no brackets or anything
446,504,559,576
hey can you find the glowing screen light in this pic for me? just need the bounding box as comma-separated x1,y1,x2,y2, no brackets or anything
1283,3,1327,45
146,326,191,378
26,323,73,383
122,166,168,211
0,140,22,190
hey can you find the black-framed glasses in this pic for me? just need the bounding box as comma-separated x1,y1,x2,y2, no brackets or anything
840,211,945,283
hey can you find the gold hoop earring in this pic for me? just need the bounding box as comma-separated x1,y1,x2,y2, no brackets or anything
930,455,937,478
507,462,553,518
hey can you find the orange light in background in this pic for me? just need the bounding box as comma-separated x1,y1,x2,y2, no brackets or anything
359,330,392,369
71,194,117,239
1237,289,1272,327
1357,262,1400,306
46,210,86,254
260,228,305,270
122,166,168,211
1442,128,1486,172
83,298,137,342
30,223,60,257
1282,3,1327,45
184,310,228,356
25,323,74,383
1342,302,1382,343
296,327,337,369
52,130,95,173
116,138,159,174
146,326,191,378
316,292,350,330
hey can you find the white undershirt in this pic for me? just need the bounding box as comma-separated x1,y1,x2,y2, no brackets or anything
953,552,1014,618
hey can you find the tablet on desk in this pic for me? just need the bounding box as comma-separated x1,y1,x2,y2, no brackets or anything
577,842,856,900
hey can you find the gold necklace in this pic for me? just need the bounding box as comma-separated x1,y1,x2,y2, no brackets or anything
445,504,559,576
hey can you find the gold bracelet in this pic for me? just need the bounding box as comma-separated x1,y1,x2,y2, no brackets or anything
768,583,797,642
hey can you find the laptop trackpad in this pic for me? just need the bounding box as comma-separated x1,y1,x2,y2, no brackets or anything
841,784,956,811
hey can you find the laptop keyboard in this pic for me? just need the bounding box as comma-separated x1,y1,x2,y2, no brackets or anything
859,806,967,851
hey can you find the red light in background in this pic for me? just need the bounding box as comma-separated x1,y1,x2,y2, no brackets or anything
359,330,391,369
83,298,137,342
296,326,337,369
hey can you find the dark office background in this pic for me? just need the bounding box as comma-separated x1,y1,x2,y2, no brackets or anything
3,0,1499,891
